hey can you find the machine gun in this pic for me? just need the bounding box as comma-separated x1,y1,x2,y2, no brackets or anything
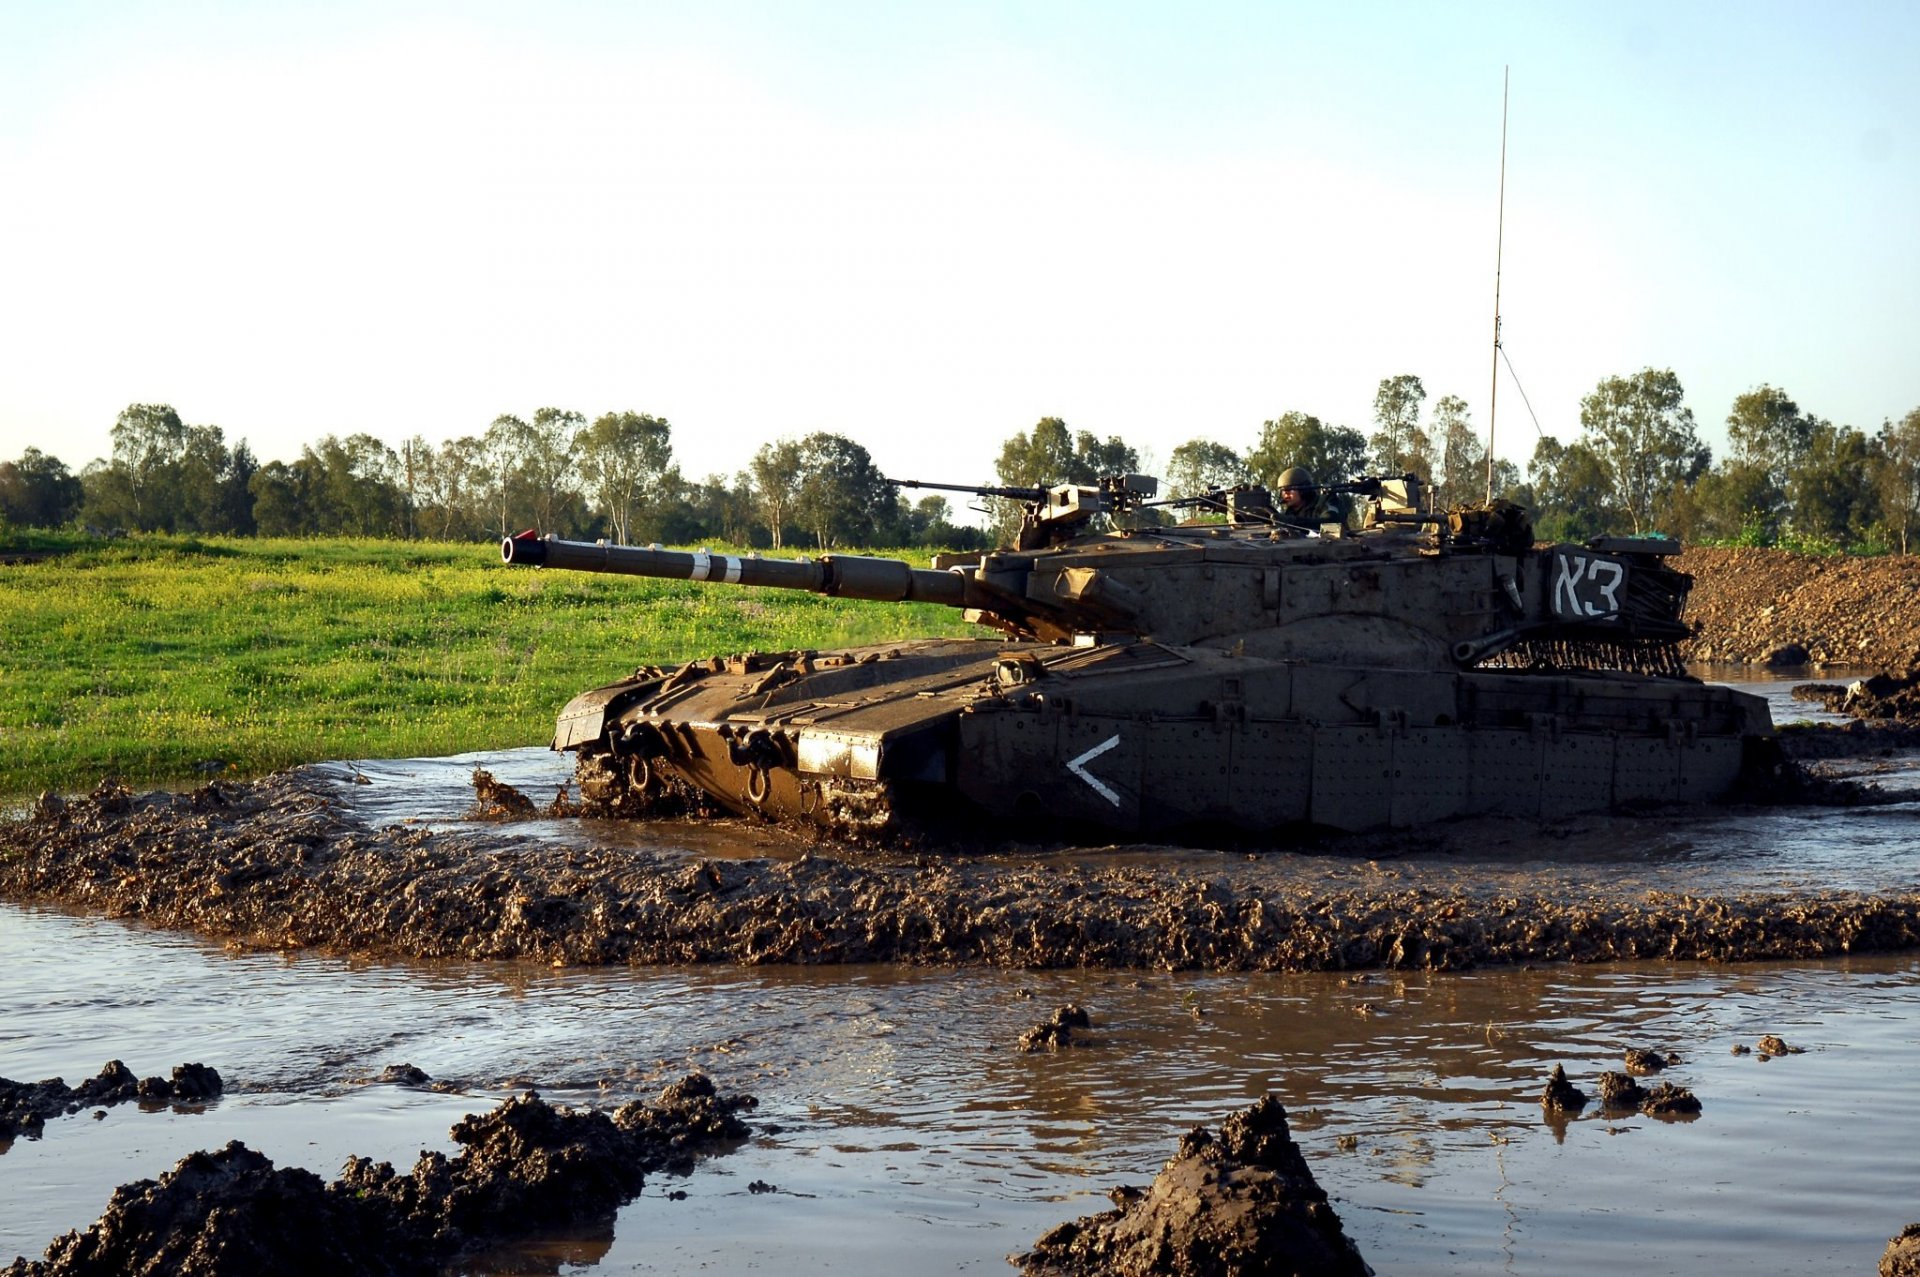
889,474,1158,550
1147,474,1429,532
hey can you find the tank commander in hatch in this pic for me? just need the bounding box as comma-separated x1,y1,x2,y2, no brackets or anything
1275,467,1352,531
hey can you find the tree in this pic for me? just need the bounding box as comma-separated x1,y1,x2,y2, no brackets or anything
792,432,893,549
521,407,583,534
1726,385,1812,473
300,434,405,536
991,418,1140,543
1874,407,1920,554
109,403,187,528
248,460,313,536
1691,459,1781,545
0,448,84,528
1431,395,1485,509
1164,439,1250,500
1527,436,1614,542
1577,369,1706,534
748,439,803,550
576,411,673,544
1244,412,1369,490
480,415,529,536
1787,420,1877,549
1368,375,1427,476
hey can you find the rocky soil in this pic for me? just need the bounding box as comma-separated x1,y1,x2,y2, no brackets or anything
1677,547,1920,668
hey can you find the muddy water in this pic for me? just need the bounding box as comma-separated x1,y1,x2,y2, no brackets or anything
7,671,1920,1274
5,906,1920,1274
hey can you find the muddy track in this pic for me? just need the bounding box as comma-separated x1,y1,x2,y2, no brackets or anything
5,770,1919,972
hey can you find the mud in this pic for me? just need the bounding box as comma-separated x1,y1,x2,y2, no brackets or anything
1884,1224,1920,1277
1637,1081,1702,1117
2,1077,752,1277
6,772,1920,974
1539,1064,1587,1114
1017,1004,1093,1053
0,1062,221,1141
1013,1094,1371,1276
1793,671,1920,724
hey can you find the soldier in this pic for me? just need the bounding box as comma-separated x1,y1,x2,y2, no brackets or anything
1275,467,1352,530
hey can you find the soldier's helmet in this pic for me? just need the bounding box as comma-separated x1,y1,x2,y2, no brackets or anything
1276,466,1316,492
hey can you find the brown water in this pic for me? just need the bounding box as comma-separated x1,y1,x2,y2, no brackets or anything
6,910,1920,1274
5,671,1920,1275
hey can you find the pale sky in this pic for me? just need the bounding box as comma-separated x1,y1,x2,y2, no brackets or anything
2,0,1915,493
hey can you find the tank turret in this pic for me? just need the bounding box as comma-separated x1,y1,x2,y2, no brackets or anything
500,474,1773,841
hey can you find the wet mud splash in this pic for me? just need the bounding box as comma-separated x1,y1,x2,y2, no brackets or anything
2,1078,751,1277
5,768,1920,972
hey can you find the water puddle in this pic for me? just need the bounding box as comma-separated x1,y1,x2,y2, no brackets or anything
5,904,1920,1274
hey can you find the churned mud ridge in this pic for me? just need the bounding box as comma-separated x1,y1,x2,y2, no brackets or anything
7,774,1920,972
1014,1094,1371,1276
3,1076,752,1277
1,1061,222,1141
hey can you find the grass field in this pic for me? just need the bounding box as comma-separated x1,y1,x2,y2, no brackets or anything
0,533,978,798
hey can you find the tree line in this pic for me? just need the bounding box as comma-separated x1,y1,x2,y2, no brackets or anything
4,374,1918,554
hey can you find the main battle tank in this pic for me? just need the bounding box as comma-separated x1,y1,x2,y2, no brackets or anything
500,473,1774,840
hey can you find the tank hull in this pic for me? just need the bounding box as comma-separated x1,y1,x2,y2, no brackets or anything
556,637,1773,839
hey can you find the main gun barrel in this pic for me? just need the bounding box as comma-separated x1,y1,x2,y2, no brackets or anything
501,533,974,608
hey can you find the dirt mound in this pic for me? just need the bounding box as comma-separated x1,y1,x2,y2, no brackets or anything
5,774,1920,973
1677,548,1920,668
1013,1094,1370,1276
3,1079,752,1277
1,1061,221,1140
1792,672,1920,724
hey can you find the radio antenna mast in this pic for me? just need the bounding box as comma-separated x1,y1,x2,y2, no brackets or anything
1485,67,1509,505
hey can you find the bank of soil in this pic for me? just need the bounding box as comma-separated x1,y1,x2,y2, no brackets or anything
1678,547,1920,668
3,773,1918,973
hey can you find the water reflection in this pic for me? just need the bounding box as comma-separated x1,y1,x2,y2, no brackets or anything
5,905,1920,1275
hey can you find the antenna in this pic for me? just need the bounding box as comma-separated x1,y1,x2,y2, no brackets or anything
1485,67,1509,505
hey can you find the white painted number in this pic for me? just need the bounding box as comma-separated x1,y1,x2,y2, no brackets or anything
1551,552,1625,620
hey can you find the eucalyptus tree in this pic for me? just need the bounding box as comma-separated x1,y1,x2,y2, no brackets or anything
1244,411,1368,489
1368,375,1428,476
748,438,803,550
792,432,894,549
576,411,673,545
1577,369,1708,534
1164,439,1250,499
1874,407,1920,554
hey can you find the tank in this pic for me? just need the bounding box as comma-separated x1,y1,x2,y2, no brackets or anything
499,473,1775,840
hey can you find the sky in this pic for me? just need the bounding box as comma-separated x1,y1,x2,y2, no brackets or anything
2,0,1916,496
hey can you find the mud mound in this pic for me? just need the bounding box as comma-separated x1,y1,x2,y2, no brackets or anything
4,1079,752,1277
6,773,1920,973
1,1061,222,1140
1792,672,1920,724
1677,548,1920,668
1883,1223,1920,1277
1,1141,419,1277
1013,1094,1370,1276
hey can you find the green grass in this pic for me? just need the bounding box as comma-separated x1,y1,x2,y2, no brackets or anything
0,533,979,798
